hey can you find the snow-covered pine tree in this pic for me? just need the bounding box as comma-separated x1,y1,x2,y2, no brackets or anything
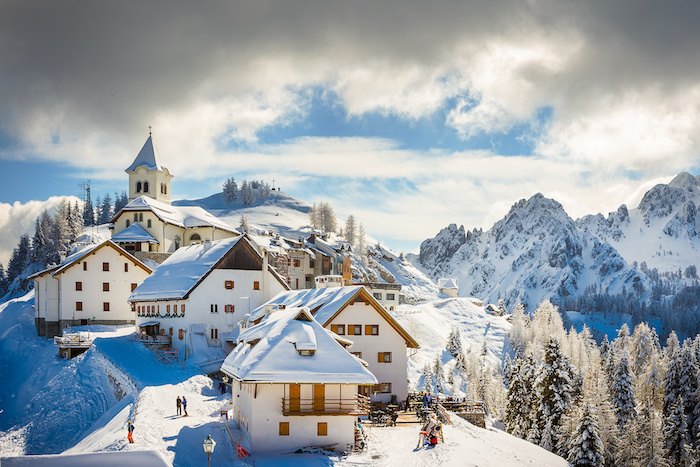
82,194,95,226
239,215,250,234
502,353,512,387
114,191,128,212
309,202,319,229
665,331,680,364
345,215,356,247
222,177,238,202
611,352,637,430
434,356,444,393
614,323,631,356
630,322,655,378
30,211,51,267
534,336,575,455
632,399,668,467
98,193,112,224
6,234,30,285
664,346,683,422
508,302,529,357
421,363,433,392
568,403,605,467
664,397,692,467
447,327,463,358
69,201,84,243
676,343,699,442
497,298,507,316
455,350,468,374
50,200,70,263
504,357,533,438
241,180,255,206
357,223,367,266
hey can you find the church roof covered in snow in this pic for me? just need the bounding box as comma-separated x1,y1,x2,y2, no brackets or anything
113,196,238,234
129,236,289,302
221,307,377,384
125,135,170,173
439,278,458,289
111,222,159,244
249,286,419,348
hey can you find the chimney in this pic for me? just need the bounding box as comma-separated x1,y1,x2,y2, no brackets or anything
203,237,212,252
59,251,67,263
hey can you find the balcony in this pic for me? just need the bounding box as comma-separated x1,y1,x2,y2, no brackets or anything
282,394,370,416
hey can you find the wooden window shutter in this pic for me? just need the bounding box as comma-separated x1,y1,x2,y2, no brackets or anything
317,422,327,436
331,325,338,333
279,422,289,436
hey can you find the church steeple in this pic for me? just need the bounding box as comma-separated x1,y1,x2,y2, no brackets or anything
126,131,174,204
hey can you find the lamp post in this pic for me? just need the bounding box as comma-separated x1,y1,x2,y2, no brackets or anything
202,434,216,467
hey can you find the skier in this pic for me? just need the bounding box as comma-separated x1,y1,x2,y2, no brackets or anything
176,396,182,415
182,396,188,416
127,420,134,443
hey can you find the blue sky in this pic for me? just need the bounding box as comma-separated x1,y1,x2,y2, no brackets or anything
1,0,700,264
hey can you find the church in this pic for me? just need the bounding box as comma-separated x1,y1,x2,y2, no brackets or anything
110,133,239,254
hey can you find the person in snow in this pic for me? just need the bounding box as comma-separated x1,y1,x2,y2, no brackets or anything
422,393,428,408
176,396,182,415
182,396,188,416
416,414,437,449
127,420,134,443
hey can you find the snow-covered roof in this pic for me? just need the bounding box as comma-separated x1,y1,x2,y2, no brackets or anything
439,278,458,289
129,236,289,302
249,286,419,348
129,237,244,302
247,234,316,258
111,222,159,244
114,196,238,234
28,241,152,280
221,307,377,384
307,235,338,258
125,135,170,173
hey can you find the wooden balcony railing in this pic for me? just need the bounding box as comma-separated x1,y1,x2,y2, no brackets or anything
282,394,370,416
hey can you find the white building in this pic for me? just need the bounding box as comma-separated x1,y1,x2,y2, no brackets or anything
438,278,459,298
221,307,376,453
354,282,401,311
247,286,419,404
30,240,152,339
129,236,290,357
111,134,239,254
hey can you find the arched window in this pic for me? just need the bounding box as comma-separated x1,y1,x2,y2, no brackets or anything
143,181,149,192
139,213,143,222
147,219,152,228
136,181,142,193
190,233,201,242
164,184,167,194
134,213,138,221
126,219,130,227
174,236,181,250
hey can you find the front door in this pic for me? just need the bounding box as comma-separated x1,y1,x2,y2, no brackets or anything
313,384,325,413
289,383,300,413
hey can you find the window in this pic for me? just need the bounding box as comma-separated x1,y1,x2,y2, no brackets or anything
124,263,129,272
76,302,83,311
147,219,152,228
253,281,260,290
211,328,218,339
225,304,234,313
83,262,87,271
210,304,218,313
190,234,201,242
103,302,110,312
169,327,173,336
309,260,315,269
134,213,139,221
378,352,392,363
182,304,185,313
178,329,184,340
75,281,82,291
143,181,149,192
317,422,327,436
348,325,362,336
331,324,345,335
373,292,382,300
225,280,234,289
103,262,109,271
139,213,143,222
136,181,142,193
279,422,289,436
387,293,395,300
352,351,363,359
103,282,110,292
126,219,130,227
131,283,137,292
294,259,301,267
365,325,379,336
298,349,314,356
174,304,178,313
379,382,392,393
166,305,170,314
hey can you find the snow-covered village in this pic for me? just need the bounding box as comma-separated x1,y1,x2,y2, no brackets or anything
3,2,700,466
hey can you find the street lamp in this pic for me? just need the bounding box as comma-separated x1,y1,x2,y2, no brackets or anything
202,434,216,467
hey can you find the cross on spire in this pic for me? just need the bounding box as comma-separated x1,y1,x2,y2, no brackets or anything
148,125,152,136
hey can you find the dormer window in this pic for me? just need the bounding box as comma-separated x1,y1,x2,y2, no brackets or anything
298,349,315,356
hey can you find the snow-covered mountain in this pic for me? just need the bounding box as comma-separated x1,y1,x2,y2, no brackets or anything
414,174,700,311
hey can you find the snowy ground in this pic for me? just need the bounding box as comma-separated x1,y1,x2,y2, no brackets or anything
0,292,566,466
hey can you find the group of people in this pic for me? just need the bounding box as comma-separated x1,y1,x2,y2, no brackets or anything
176,396,188,416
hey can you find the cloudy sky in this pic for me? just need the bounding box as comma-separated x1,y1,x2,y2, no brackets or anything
1,0,699,264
